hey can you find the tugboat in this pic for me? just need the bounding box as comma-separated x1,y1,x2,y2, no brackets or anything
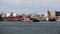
30,16,40,22
45,17,56,21
49,17,56,21
30,18,40,22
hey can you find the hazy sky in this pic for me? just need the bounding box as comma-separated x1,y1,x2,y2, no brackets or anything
0,0,60,14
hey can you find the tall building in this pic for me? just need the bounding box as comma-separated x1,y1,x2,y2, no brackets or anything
44,11,60,21
50,11,60,21
56,11,60,21
50,11,56,19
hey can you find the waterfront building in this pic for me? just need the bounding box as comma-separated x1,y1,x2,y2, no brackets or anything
50,11,56,19
45,11,60,21
50,11,60,21
56,11,60,21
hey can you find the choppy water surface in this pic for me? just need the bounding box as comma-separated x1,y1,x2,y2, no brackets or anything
0,21,60,34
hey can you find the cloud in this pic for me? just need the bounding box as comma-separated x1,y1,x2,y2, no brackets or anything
0,0,60,6
48,0,60,8
0,0,49,5
0,0,60,12
20,0,49,6
0,0,21,5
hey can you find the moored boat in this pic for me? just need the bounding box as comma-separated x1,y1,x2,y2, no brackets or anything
22,18,30,22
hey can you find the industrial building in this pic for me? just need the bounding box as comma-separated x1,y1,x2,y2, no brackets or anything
45,11,60,21
56,11,60,21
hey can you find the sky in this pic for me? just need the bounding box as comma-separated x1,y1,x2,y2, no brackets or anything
0,0,60,14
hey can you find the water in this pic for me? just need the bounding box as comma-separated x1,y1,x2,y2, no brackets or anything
0,21,60,34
